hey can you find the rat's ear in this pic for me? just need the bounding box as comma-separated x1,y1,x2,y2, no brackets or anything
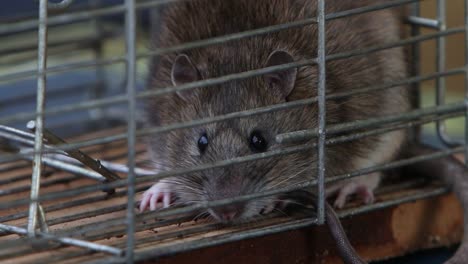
171,54,201,100
264,50,297,98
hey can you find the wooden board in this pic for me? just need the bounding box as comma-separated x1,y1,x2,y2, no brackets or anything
0,129,464,264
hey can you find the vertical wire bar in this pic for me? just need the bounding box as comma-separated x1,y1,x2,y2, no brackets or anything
435,0,457,145
89,0,107,125
124,0,137,262
27,0,48,236
37,205,49,233
465,0,468,165
316,0,327,224
410,1,421,143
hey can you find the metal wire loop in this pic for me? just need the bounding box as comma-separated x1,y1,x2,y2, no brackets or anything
47,0,74,10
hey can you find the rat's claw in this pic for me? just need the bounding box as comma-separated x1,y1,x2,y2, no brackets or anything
260,203,276,215
139,190,152,212
162,192,171,208
260,201,286,215
139,182,172,212
333,181,375,209
149,192,159,211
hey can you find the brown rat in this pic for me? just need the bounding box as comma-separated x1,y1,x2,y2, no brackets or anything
141,0,409,219
139,0,468,263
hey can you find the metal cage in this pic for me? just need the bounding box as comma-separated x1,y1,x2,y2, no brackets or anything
0,0,467,263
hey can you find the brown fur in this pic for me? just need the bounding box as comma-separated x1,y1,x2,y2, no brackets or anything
145,0,410,219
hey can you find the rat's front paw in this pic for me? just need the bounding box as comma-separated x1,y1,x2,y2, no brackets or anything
333,181,375,209
139,182,173,212
260,201,287,215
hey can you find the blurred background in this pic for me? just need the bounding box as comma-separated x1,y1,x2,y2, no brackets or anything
419,0,466,144
0,0,465,141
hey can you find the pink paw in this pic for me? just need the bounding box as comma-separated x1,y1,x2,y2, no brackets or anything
139,182,173,212
333,182,375,209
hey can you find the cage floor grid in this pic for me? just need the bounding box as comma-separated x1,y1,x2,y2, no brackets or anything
0,128,463,264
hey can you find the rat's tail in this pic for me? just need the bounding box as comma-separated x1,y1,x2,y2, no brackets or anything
325,202,366,264
403,143,468,264
287,190,366,264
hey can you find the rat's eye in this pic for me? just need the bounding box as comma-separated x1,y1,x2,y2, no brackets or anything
198,133,209,153
249,131,268,152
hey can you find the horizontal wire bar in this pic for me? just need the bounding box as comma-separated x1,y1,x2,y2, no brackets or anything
0,223,123,256
1,145,151,183
276,102,465,144
66,216,200,246
48,204,128,226
0,180,147,225
47,0,75,10
0,184,149,224
0,162,30,178
62,218,288,264
0,213,196,260
0,94,127,125
27,121,121,182
6,18,464,87
7,180,447,262
0,28,464,133
0,105,463,209
1,144,460,235
0,0,193,36
58,209,192,241
0,178,448,260
0,147,149,222
3,114,460,233
77,185,447,264
0,81,104,107
17,249,94,264
0,28,463,129
326,27,464,62
126,189,446,262
0,57,126,84
0,0,417,37
0,66,464,170
44,152,155,175
1,99,463,168
25,155,106,182
137,21,317,60
58,207,210,240
1,12,460,86
326,111,464,146
0,141,144,189
0,125,36,139
0,175,79,197
127,187,448,263
0,185,447,263
325,0,420,20
327,146,463,185
407,16,441,29
0,127,109,181
0,169,55,189
2,111,459,229
324,67,464,101
0,33,104,56
0,130,58,153
0,97,313,162
338,187,449,218
133,147,465,221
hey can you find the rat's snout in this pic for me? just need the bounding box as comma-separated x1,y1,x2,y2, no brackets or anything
210,203,245,222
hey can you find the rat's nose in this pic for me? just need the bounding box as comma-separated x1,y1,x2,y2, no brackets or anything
210,203,244,222
220,211,237,221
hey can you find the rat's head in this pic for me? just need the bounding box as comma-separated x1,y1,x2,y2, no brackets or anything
147,49,316,222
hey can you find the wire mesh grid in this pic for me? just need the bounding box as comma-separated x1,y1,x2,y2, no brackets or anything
0,0,467,263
